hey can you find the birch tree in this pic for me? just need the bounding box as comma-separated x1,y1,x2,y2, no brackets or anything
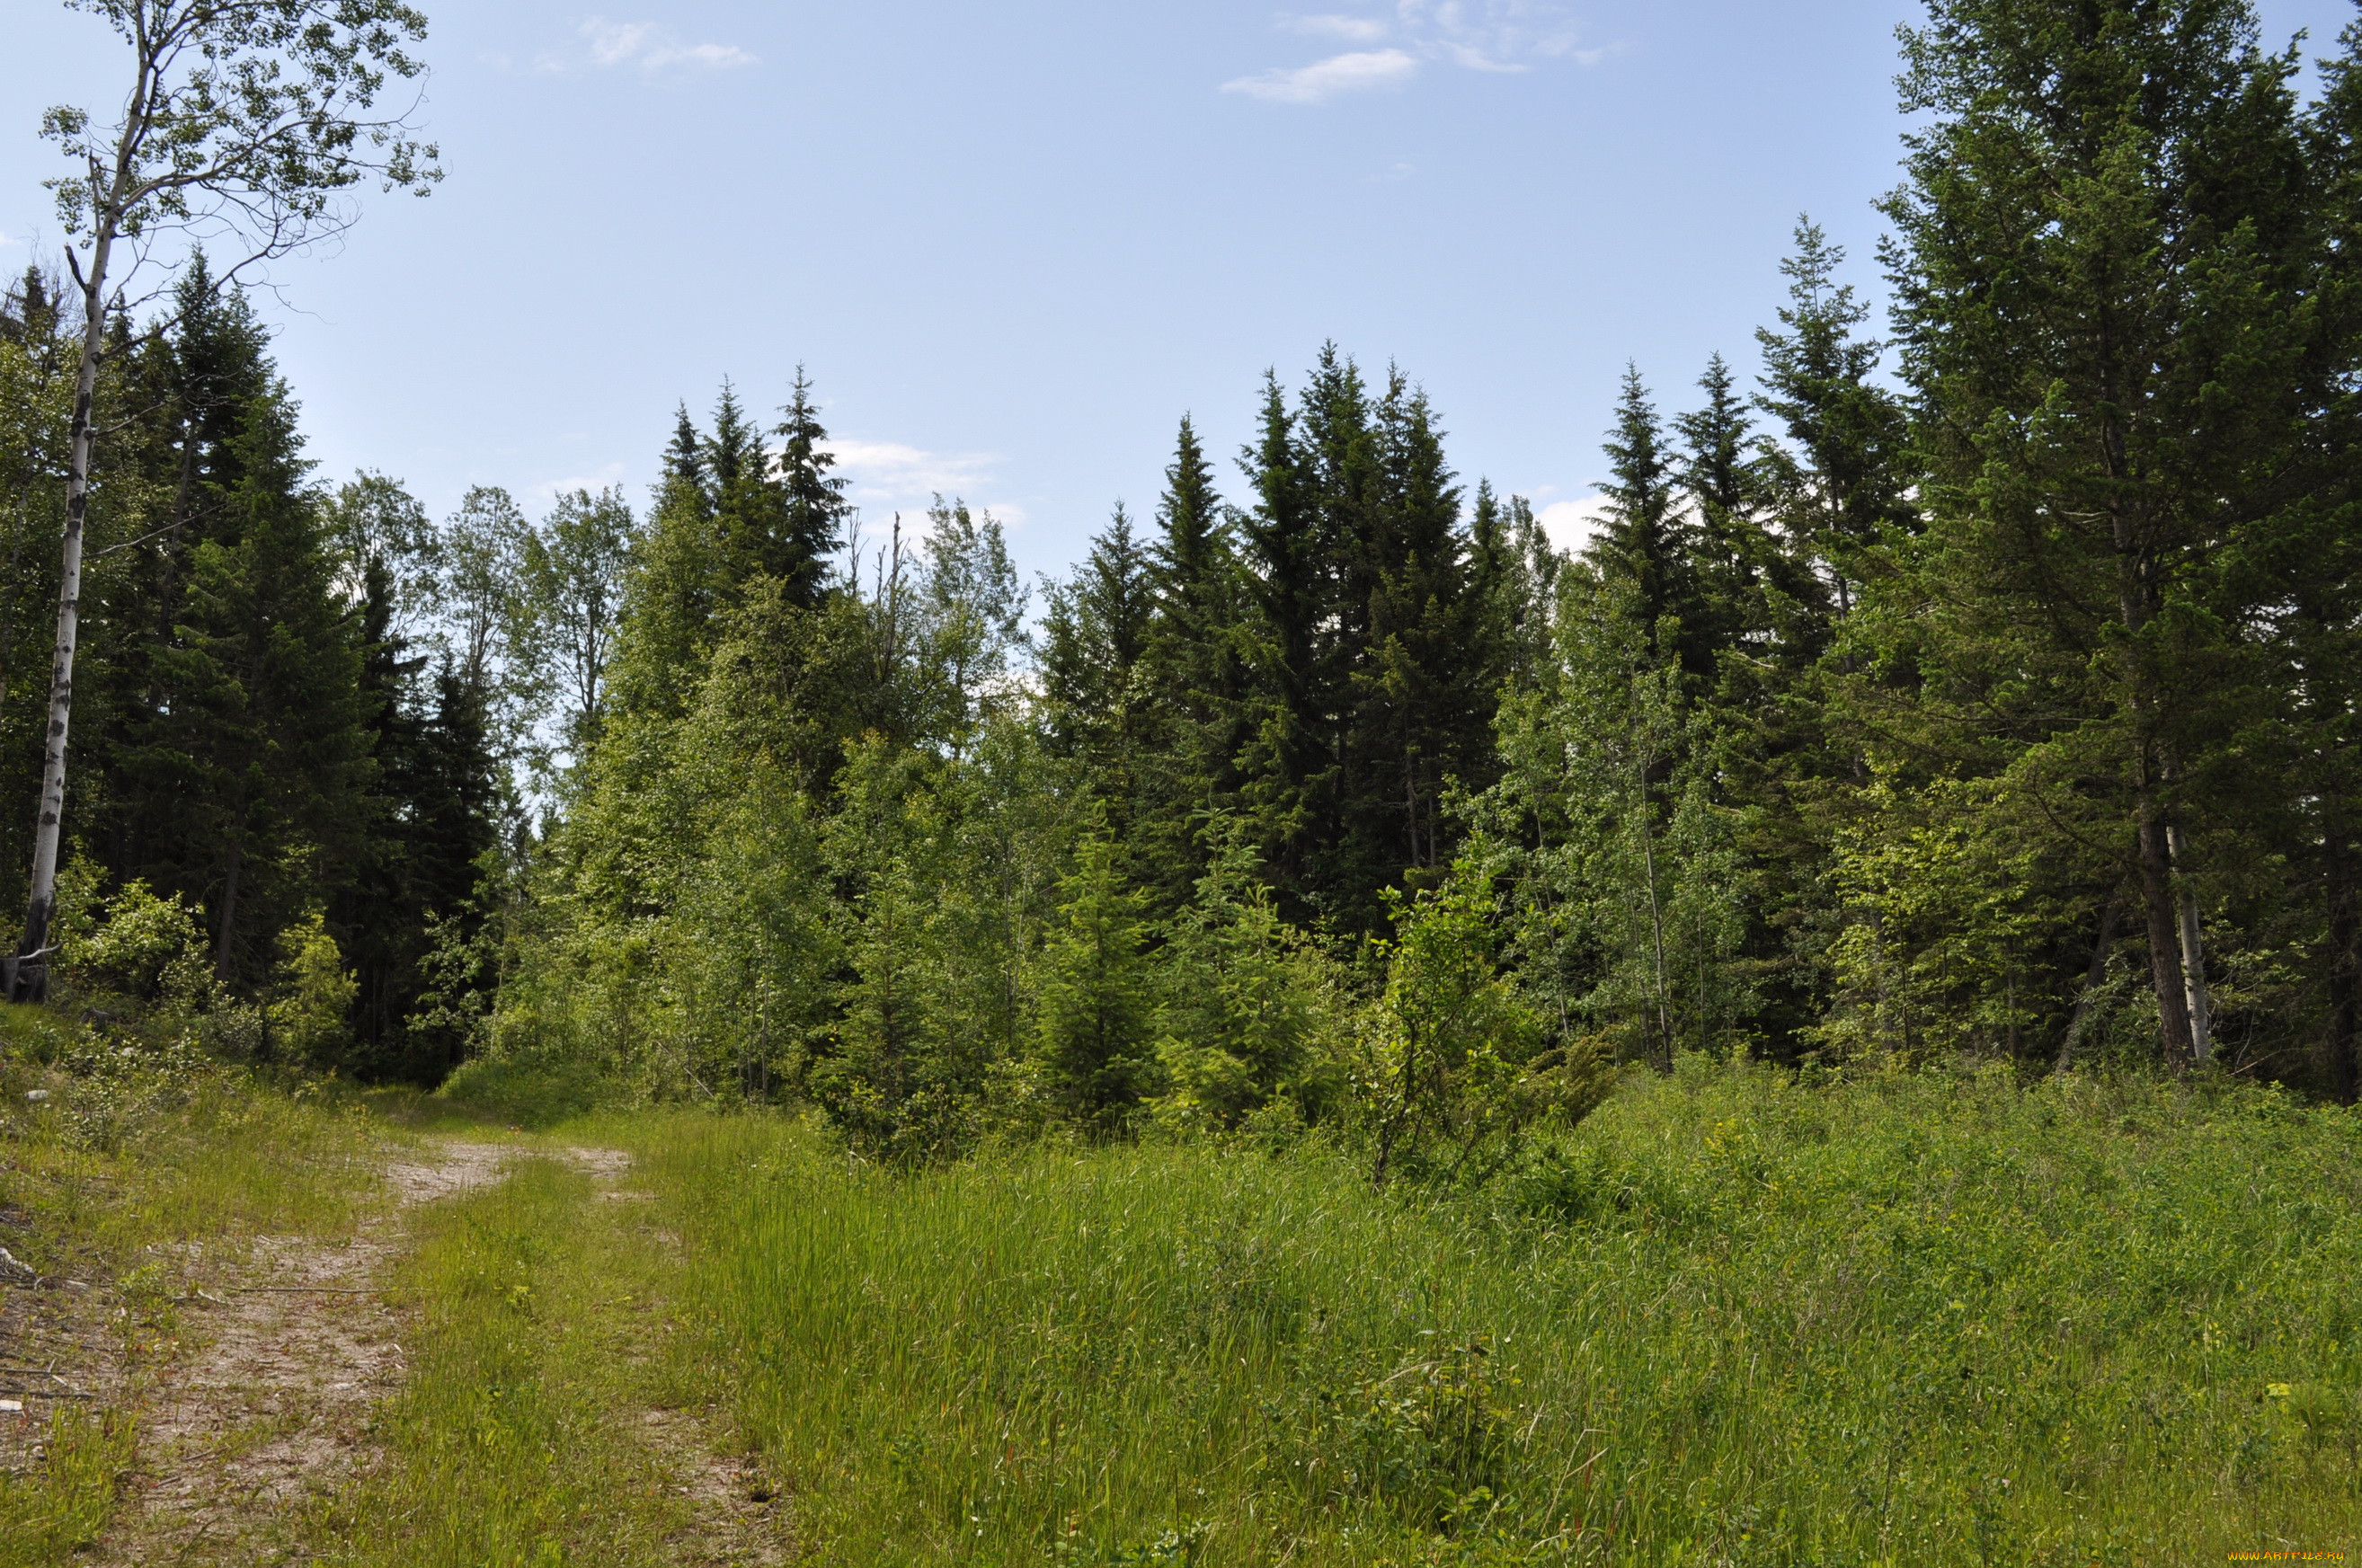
13,0,439,999
521,487,635,763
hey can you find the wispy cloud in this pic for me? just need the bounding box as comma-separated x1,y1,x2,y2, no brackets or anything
528,462,628,503
539,17,758,75
822,438,1026,533
1227,1,1601,103
1283,12,1393,41
825,438,997,499
1223,48,1418,104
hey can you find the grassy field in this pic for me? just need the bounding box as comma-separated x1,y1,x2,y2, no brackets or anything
632,1059,2362,1565
4,1016,2362,1564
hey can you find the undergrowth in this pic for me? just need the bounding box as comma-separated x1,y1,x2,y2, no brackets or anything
613,1056,2362,1564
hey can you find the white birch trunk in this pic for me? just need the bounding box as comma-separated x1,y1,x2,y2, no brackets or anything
11,223,114,1002
2168,823,2214,1064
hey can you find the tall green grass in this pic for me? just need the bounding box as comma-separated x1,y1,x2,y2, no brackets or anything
635,1059,2362,1564
303,1154,750,1566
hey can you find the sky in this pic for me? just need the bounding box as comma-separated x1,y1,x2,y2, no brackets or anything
4,0,2357,577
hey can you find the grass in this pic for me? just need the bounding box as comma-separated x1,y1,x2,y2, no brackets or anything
9,1007,2362,1564
0,1002,397,1562
619,1057,2362,1565
298,1149,768,1565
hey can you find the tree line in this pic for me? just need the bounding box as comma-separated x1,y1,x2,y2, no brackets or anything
9,0,2362,1164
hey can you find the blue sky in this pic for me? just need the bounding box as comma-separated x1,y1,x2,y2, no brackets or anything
4,0,2356,575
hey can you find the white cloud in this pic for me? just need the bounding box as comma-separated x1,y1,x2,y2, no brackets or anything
1538,493,1611,554
529,463,628,502
1230,1,1597,102
1222,49,1418,103
1283,13,1393,41
824,438,998,500
819,438,1029,540
540,17,758,75
0,231,19,251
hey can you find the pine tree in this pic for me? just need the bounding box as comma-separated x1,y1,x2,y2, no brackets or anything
1230,351,1506,931
1039,504,1155,826
1235,369,1328,917
1672,354,1768,672
1036,826,1154,1132
771,368,850,611
607,402,724,722
1753,220,1911,630
1345,370,1488,904
1134,416,1248,910
1590,368,1686,666
127,391,372,988
1871,0,2323,1070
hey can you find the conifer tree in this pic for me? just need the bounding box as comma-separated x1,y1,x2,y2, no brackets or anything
129,394,371,987
1235,370,1328,915
1672,354,1768,669
1135,416,1248,909
1036,826,1154,1132
1348,370,1488,899
1039,504,1155,825
1753,220,1911,630
1871,0,2322,1069
771,368,850,612
2291,14,2362,1098
607,401,724,722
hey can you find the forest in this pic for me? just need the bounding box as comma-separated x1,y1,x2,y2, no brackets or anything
5,0,2362,1561
9,0,2362,1152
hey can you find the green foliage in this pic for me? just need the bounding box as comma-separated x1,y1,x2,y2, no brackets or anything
1150,823,1341,1133
619,1066,2362,1563
58,874,211,1006
435,1054,608,1129
1035,826,1155,1132
0,1411,136,1565
1364,855,1606,1186
269,908,356,1063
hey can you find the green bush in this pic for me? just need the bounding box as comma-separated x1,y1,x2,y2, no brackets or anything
438,1055,609,1128
643,1057,2362,1564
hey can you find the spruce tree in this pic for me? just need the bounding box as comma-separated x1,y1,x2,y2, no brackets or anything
1039,504,1155,826
1235,369,1328,917
1873,0,2322,1070
771,368,850,611
1591,368,1683,660
1036,826,1154,1132
607,401,724,722
1753,220,1911,630
127,392,371,988
1135,416,1248,910
1672,354,1768,671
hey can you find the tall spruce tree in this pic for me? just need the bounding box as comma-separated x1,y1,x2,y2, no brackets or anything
1873,0,2323,1070
1135,416,1248,911
125,390,371,987
1236,369,1329,917
1232,350,1505,931
771,368,850,612
1039,504,1156,828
